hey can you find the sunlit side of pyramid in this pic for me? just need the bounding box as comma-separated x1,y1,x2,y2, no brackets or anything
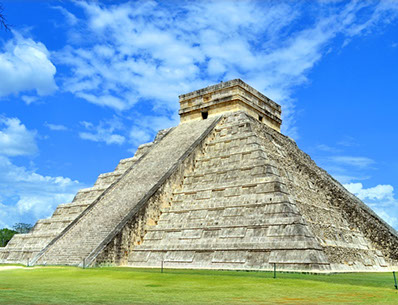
1,79,398,272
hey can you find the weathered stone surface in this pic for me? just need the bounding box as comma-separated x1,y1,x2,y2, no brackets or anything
2,79,397,272
179,79,281,131
126,112,329,271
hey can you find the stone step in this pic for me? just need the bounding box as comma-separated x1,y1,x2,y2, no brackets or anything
132,240,323,251
72,186,107,203
131,248,330,263
203,133,258,152
148,216,306,232
52,203,91,217
13,232,60,240
36,218,74,225
145,223,312,240
194,150,269,169
115,156,139,172
56,201,92,210
32,223,70,234
196,143,264,160
174,176,287,195
184,160,278,180
172,185,289,205
48,214,85,223
134,142,154,156
94,171,123,188
213,120,252,132
113,142,154,172
164,198,299,213
182,167,280,189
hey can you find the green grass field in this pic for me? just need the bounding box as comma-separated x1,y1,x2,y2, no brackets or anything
0,266,397,304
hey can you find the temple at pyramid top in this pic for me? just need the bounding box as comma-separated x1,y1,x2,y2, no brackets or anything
178,79,282,131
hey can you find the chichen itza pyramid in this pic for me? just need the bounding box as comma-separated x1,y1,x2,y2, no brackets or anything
1,79,398,272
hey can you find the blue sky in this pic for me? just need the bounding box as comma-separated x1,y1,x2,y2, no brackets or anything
0,0,398,229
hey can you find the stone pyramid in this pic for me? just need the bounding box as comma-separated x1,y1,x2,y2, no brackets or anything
1,79,398,272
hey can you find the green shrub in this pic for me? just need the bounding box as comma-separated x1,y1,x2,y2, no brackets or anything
0,228,17,247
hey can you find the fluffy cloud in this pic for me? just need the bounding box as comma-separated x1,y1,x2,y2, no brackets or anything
0,33,57,98
344,182,398,228
21,95,39,105
55,1,398,138
0,156,82,228
52,5,78,26
79,117,125,145
344,183,394,202
129,114,178,147
44,122,68,131
0,116,38,156
0,116,83,228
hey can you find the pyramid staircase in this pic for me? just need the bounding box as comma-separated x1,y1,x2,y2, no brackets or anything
31,117,220,266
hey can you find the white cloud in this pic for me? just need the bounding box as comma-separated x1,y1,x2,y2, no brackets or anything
52,5,78,26
0,32,57,98
344,1,398,37
129,127,152,147
344,182,398,228
330,156,375,169
79,117,125,145
54,1,398,138
0,156,83,228
0,116,38,156
331,174,369,184
338,136,358,147
44,122,68,131
318,155,375,184
372,208,398,228
0,116,83,228
21,95,38,105
128,113,178,148
314,153,375,187
344,182,394,201
316,144,341,153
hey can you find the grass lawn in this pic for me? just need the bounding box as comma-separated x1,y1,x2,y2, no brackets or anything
0,266,398,305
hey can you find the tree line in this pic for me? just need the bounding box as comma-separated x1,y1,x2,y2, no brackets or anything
0,223,33,247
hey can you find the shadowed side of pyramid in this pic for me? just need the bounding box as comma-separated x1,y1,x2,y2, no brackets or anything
249,117,398,271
